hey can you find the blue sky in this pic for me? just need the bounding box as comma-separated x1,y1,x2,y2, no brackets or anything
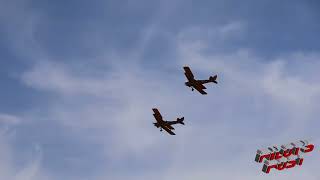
0,0,320,179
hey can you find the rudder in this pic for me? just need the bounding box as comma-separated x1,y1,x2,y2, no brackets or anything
177,117,185,125
209,75,218,84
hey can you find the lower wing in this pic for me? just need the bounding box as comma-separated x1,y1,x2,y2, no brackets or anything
193,83,207,95
161,124,176,135
165,123,175,130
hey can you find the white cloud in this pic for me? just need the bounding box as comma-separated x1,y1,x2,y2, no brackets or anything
0,114,21,125
0,133,51,180
2,1,318,177
177,21,247,45
19,37,320,179
21,60,112,96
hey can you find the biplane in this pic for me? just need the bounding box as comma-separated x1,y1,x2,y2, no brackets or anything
152,108,184,135
183,66,218,95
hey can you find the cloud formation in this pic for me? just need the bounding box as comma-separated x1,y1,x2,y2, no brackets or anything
1,0,319,179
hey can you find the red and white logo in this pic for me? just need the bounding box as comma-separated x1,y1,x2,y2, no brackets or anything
254,140,314,173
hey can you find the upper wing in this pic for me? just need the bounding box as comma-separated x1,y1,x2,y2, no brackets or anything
193,82,207,95
183,66,194,81
152,108,163,122
160,124,176,135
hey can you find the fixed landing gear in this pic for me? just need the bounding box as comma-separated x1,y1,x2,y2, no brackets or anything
160,128,163,132
191,88,194,91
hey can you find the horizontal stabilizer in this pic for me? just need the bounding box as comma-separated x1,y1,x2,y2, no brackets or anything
209,75,218,84
177,117,185,125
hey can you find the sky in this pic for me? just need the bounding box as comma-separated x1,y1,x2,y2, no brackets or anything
0,0,320,179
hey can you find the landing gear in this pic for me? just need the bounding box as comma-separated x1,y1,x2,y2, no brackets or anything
191,88,194,91
160,128,163,132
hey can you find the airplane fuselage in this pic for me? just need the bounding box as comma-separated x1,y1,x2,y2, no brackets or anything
153,122,175,130
185,79,213,87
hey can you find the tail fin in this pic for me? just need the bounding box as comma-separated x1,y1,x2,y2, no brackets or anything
177,117,185,125
209,75,218,84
